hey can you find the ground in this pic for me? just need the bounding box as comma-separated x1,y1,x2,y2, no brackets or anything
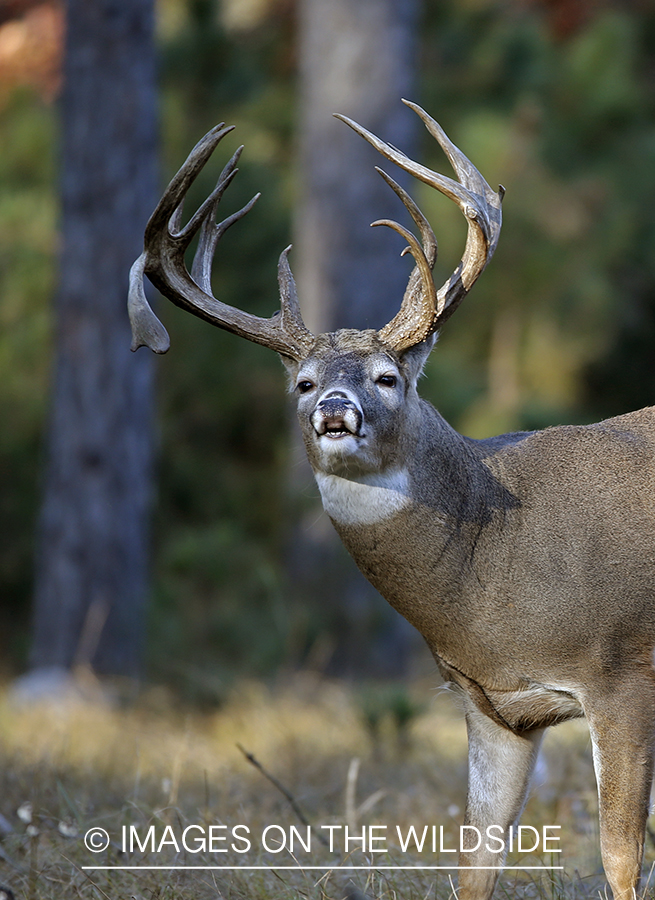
0,672,643,900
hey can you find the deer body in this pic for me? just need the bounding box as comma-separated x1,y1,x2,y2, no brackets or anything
294,335,655,716
321,404,655,700
302,355,655,898
129,102,655,899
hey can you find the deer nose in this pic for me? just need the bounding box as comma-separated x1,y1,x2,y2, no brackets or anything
317,394,354,418
312,392,363,437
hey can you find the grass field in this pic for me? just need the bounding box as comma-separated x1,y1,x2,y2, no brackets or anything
0,672,650,900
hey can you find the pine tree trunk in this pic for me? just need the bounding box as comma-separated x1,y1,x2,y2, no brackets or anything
296,0,420,333
291,0,423,676
29,0,157,677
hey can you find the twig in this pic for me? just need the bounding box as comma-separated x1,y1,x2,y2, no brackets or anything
345,757,359,831
62,857,113,900
236,743,330,848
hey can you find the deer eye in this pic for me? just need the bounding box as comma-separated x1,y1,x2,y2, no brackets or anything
377,374,397,388
297,380,315,394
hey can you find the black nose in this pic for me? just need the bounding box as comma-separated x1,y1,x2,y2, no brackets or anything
317,395,352,417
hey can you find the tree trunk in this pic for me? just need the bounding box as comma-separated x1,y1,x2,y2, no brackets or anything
296,0,420,334
29,0,157,678
291,0,423,676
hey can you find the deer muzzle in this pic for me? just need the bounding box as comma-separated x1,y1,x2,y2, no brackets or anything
311,393,363,439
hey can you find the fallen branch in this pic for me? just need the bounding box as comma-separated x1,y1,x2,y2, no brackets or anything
236,743,330,848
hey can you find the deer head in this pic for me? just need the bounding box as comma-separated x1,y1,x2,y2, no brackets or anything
128,100,503,483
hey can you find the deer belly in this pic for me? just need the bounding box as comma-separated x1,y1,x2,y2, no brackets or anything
433,650,585,731
477,682,584,731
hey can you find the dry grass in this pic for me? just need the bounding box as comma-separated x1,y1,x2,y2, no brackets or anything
0,673,649,900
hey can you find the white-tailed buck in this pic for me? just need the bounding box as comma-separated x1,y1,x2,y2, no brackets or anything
128,100,655,899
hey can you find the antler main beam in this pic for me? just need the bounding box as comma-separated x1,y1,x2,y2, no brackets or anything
128,124,315,361
335,99,504,352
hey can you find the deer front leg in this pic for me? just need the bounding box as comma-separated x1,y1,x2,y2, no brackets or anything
586,685,655,900
457,700,544,900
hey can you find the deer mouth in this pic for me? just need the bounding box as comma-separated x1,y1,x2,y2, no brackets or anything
311,397,363,441
317,418,359,439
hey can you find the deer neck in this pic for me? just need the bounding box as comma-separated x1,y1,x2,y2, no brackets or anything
312,402,521,657
315,466,413,526
314,401,514,530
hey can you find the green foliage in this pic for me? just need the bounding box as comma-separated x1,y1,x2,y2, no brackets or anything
3,0,655,680
420,1,655,435
0,88,56,666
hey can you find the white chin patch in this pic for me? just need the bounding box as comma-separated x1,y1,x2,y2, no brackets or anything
317,433,360,456
315,469,411,525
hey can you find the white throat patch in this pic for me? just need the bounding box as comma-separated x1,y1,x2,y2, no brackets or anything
315,469,412,526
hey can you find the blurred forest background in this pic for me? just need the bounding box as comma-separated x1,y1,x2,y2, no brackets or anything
1,0,654,700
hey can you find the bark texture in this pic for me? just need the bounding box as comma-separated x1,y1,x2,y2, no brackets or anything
30,0,157,676
296,0,420,333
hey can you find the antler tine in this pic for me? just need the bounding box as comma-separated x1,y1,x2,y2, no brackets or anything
190,146,260,293
128,124,315,361
375,166,437,268
144,123,234,247
403,100,503,328
371,217,438,351
334,100,503,351
372,166,442,349
277,245,310,338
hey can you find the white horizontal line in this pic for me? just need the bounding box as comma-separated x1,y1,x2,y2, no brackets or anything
82,865,564,871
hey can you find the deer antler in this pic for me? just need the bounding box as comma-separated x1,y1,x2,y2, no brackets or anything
128,123,315,361
334,99,504,352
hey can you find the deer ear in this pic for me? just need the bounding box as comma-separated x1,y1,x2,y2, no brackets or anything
400,333,438,383
278,352,300,388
